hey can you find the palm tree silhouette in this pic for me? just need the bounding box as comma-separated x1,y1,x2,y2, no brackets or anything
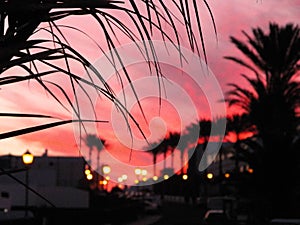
146,137,169,176
225,23,299,149
84,134,98,165
167,131,180,170
94,137,107,173
184,119,211,168
184,118,211,181
199,119,212,145
84,134,107,189
146,141,162,177
227,113,254,172
160,138,169,171
176,133,190,174
225,22,300,217
211,116,228,177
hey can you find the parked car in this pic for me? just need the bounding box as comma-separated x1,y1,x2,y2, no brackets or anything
203,209,235,225
143,194,162,213
270,219,300,225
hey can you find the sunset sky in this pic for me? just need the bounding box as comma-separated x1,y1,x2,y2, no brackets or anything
0,0,299,183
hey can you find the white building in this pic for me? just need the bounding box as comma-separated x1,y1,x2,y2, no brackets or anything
0,150,89,209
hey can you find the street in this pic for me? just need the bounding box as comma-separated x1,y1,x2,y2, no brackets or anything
150,201,205,225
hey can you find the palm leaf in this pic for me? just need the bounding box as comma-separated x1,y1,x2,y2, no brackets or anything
1,0,217,145
0,119,108,140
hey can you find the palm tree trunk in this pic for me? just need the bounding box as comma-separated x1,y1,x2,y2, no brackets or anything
163,151,167,170
96,151,100,190
218,136,223,195
97,152,100,171
89,147,92,164
180,151,184,174
235,134,240,173
153,156,157,176
171,149,174,169
218,136,223,176
219,147,223,176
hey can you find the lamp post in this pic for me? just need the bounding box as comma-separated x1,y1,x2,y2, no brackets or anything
134,168,142,192
22,150,34,217
102,165,111,191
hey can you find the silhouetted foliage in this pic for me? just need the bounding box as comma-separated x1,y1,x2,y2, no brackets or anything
0,0,216,141
225,22,300,218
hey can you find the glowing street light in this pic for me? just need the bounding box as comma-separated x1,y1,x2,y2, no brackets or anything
134,168,141,176
153,176,158,181
22,150,34,217
102,180,108,185
207,173,214,180
182,174,188,180
141,169,147,176
101,165,111,191
121,174,128,181
102,165,111,175
117,177,123,183
86,173,93,180
85,168,91,175
224,173,230,179
163,174,169,180
22,150,34,165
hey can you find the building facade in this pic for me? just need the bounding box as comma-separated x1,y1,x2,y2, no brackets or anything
0,150,89,209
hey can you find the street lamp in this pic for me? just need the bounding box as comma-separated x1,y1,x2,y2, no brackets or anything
207,172,214,180
182,174,188,180
102,165,111,175
224,172,230,179
84,164,93,180
134,168,142,192
22,150,34,217
134,168,142,182
248,168,254,174
141,169,147,176
102,165,111,191
134,168,141,176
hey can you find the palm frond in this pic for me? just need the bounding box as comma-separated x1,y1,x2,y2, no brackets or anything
0,0,217,146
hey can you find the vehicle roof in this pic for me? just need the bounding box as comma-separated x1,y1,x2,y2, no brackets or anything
270,219,300,224
205,209,224,215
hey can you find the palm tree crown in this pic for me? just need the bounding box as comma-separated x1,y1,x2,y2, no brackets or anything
225,22,300,217
225,22,300,149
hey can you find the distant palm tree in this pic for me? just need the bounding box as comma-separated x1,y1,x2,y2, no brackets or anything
199,119,212,146
227,113,254,171
184,119,211,164
211,116,228,177
146,140,162,177
184,119,211,176
225,22,300,217
94,137,107,173
176,133,190,174
160,138,169,171
167,131,180,169
84,134,98,165
146,137,169,176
